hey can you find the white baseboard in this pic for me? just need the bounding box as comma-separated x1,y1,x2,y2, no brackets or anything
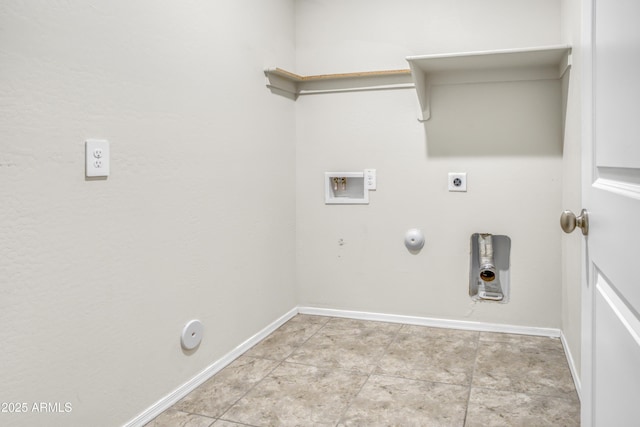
123,306,299,427
560,331,582,401
298,306,562,337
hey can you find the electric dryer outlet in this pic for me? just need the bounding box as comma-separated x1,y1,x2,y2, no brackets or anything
448,172,467,192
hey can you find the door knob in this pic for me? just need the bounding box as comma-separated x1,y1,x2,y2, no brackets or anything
560,209,589,236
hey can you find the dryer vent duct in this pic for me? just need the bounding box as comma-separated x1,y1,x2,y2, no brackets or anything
469,233,510,303
478,234,496,282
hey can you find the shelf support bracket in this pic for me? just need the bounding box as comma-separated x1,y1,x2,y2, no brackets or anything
264,68,300,100
408,64,431,122
559,50,573,78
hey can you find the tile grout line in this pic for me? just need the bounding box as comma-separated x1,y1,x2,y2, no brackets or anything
216,315,332,424
214,418,260,427
462,331,481,427
371,371,472,388
333,322,405,426
206,356,287,423
470,338,578,400
147,409,217,426
463,384,581,402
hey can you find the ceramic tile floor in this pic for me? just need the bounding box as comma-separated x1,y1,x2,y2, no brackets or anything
146,315,580,426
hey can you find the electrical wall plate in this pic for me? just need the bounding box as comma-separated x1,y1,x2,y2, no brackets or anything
364,169,377,190
181,319,203,350
86,139,110,177
448,172,467,192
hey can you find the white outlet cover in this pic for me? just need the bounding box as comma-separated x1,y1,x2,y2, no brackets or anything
448,172,467,192
364,168,377,190
85,139,110,177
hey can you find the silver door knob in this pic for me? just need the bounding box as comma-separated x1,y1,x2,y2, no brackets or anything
560,209,589,236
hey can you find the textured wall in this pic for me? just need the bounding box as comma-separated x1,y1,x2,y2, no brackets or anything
0,1,296,425
295,0,565,328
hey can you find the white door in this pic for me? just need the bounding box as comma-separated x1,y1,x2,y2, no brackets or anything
581,0,640,425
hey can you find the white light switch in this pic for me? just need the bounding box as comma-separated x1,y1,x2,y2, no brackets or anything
364,169,377,190
86,139,110,177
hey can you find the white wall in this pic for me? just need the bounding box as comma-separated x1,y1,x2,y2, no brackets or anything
1,1,581,424
561,0,583,383
295,0,565,328
0,1,296,426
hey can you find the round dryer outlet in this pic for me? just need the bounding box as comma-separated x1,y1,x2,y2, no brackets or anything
181,319,203,350
448,172,467,192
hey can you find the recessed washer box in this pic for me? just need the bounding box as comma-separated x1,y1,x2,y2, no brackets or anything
325,172,368,204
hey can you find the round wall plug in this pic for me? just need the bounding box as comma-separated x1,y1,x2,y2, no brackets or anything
181,319,203,350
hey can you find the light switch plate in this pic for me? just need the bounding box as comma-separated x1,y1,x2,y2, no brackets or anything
86,139,110,177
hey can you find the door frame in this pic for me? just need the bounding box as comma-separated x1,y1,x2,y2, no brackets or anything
580,0,594,425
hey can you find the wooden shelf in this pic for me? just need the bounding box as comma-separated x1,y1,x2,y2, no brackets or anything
406,45,572,121
264,67,413,98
